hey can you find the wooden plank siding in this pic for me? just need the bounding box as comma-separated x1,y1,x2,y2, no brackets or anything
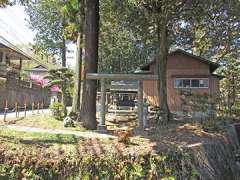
142,51,221,112
143,80,159,106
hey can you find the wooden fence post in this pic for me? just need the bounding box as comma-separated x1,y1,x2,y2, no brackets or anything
24,102,27,118
15,102,18,118
3,100,8,122
37,102,40,114
17,102,20,118
32,102,34,115
41,101,44,113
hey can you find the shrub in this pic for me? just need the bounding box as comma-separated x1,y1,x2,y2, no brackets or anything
49,102,64,120
179,91,219,120
0,147,199,179
114,128,133,144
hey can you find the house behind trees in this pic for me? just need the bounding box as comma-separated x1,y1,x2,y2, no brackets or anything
141,49,222,113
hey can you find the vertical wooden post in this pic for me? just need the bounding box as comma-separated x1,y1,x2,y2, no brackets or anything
41,101,44,113
19,58,22,80
14,102,20,118
138,80,143,128
3,100,8,122
19,58,22,70
113,93,117,122
32,102,34,115
17,103,20,118
106,92,109,113
37,102,40,114
15,102,17,118
1,51,6,64
143,100,149,128
97,79,107,131
24,102,27,118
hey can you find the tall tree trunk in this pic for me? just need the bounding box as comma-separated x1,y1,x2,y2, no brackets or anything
80,0,99,130
62,84,68,117
62,36,66,67
156,16,170,123
72,0,84,113
72,33,83,113
61,35,67,116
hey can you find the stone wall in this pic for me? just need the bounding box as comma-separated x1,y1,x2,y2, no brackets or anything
0,77,51,111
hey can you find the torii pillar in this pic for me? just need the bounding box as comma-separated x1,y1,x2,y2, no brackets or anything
138,80,144,128
97,79,107,131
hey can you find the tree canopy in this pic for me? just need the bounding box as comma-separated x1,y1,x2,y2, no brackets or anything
26,0,67,66
1,0,238,127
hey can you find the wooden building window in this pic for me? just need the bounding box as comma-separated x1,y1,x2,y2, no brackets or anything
174,78,208,88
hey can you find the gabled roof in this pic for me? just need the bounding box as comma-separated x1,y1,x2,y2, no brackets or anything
25,65,49,72
140,49,220,73
33,65,48,69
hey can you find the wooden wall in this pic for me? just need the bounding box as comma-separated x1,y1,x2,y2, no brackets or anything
143,52,220,112
0,77,51,111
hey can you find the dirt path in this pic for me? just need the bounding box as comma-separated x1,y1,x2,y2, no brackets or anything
3,124,115,139
0,109,50,121
0,107,74,121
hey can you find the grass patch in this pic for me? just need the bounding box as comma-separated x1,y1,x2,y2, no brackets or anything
0,127,79,143
13,114,86,132
0,127,83,155
0,121,4,126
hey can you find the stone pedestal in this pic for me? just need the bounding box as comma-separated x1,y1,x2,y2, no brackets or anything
97,125,108,133
50,92,58,105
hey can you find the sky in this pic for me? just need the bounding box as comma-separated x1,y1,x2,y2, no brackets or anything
0,5,35,44
0,5,76,68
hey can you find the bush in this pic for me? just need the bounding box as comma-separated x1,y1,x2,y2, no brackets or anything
114,128,133,144
0,147,199,179
49,102,64,120
201,118,227,133
179,91,219,120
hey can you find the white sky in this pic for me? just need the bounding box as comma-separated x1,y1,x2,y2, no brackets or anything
0,5,35,44
0,5,76,68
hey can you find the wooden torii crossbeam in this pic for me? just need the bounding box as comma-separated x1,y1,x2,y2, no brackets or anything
86,73,158,130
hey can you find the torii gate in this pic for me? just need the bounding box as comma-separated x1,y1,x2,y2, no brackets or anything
86,73,158,130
